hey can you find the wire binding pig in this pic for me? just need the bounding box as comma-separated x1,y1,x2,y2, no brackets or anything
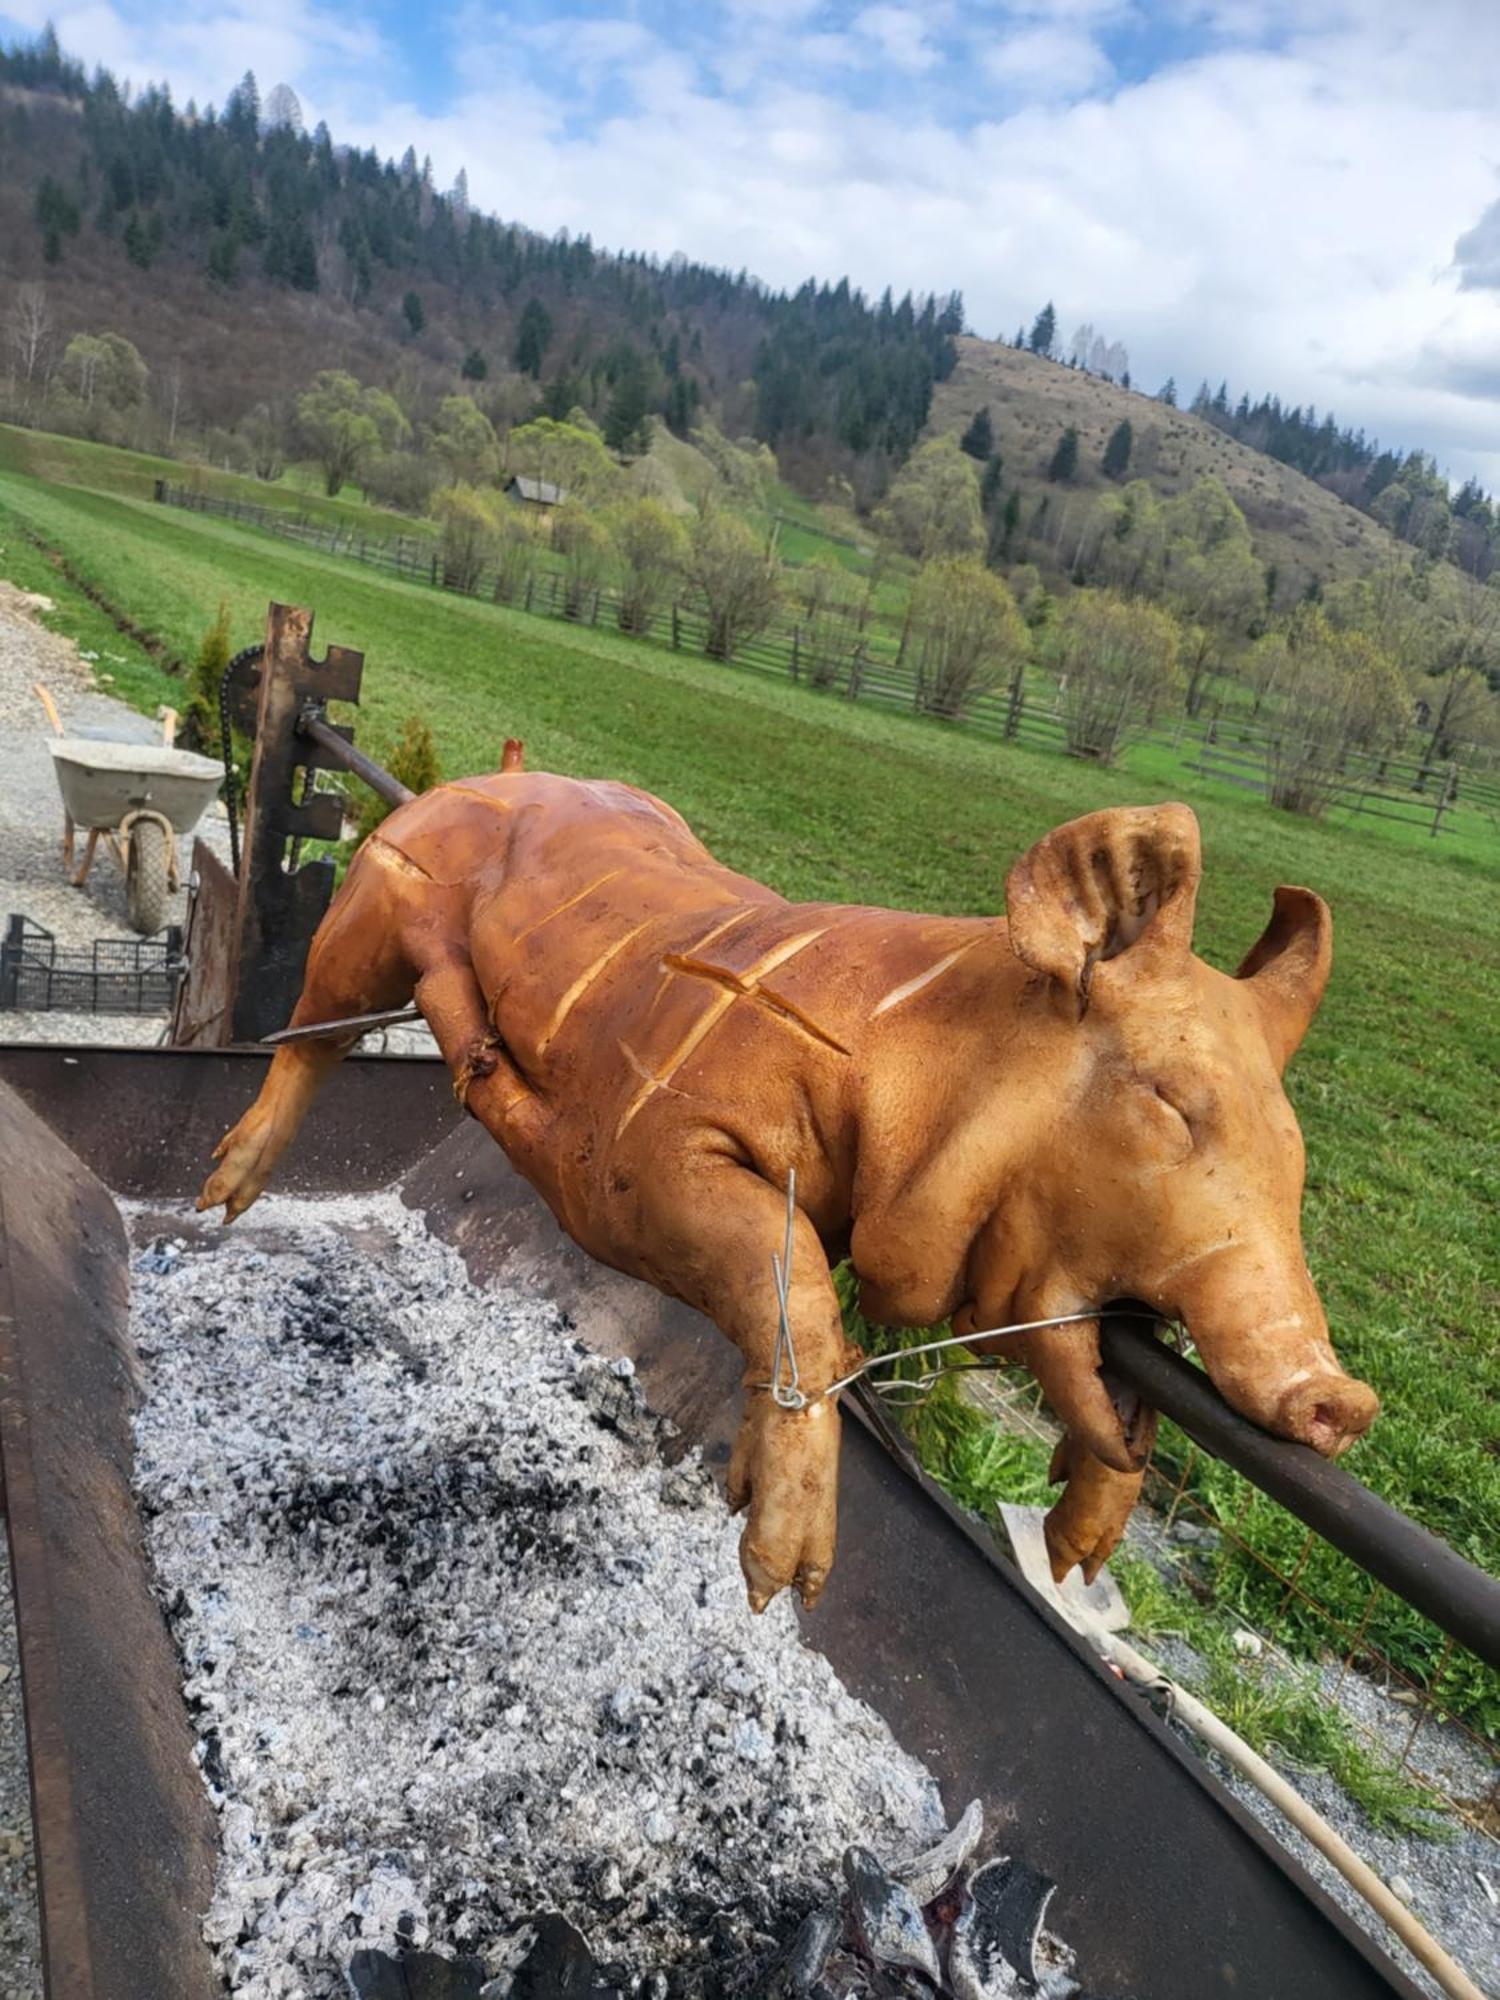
199,756,1377,1612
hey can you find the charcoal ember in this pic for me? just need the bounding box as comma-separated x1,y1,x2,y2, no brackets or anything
890,1799,984,1909
948,1857,1057,2000
764,1908,840,1995
841,1847,941,1985
345,1946,489,1998
500,1912,602,1998
573,1356,660,1455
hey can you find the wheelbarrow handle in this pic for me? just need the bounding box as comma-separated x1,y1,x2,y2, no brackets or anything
33,682,64,738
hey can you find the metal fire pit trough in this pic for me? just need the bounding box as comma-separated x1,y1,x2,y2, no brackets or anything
0,1045,1442,2000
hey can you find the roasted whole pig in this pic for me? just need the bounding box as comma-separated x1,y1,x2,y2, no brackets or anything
199,762,1377,1611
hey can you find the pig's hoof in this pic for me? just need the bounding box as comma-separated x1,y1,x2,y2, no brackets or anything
1043,1506,1122,1586
729,1396,839,1614
196,1115,277,1223
1043,1480,1139,1586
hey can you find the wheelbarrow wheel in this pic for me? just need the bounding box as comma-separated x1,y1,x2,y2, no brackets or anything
125,816,171,936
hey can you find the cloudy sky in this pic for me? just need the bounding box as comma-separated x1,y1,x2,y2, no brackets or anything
6,0,1500,486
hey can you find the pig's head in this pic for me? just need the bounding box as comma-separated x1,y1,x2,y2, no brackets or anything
977,802,1377,1474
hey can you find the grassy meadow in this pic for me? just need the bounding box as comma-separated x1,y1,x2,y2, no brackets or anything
1,449,1496,1752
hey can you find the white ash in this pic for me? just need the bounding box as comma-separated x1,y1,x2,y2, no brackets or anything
126,1193,944,1998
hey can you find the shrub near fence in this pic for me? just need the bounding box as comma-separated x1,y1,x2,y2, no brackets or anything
152,483,1500,845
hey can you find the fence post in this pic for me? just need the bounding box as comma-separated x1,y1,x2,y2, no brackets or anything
1004,666,1024,741
672,602,681,650
431,553,440,587
895,596,915,669
1432,763,1458,837
791,626,801,682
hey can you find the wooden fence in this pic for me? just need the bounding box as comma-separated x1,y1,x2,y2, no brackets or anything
154,481,1500,845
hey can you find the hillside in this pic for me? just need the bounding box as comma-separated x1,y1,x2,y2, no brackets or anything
0,39,958,497
2,25,1488,611
931,338,1405,604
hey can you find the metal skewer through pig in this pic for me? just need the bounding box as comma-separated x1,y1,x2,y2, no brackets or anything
198,756,1378,1613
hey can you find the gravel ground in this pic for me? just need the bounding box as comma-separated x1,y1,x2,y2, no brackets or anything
0,575,229,1045
1132,1519,1500,2000
0,574,437,1056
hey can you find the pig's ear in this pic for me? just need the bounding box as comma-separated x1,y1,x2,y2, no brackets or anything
1004,803,1201,1007
1236,886,1332,1069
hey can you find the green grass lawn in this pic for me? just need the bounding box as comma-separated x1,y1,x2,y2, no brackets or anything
0,422,429,542
3,463,1496,1735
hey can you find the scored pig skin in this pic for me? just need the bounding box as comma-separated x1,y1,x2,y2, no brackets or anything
199,763,1377,1611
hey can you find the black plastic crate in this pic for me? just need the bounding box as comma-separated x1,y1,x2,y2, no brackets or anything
0,915,186,1015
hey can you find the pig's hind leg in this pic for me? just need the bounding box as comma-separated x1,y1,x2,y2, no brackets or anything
197,843,425,1221
636,1161,861,1614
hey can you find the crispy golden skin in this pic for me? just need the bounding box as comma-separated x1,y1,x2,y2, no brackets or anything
200,765,1377,1609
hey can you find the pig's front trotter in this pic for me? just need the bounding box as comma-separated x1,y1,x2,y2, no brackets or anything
197,1041,350,1222
1044,1427,1156,1585
729,1391,841,1613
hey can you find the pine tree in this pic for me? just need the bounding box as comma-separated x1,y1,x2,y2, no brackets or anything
1158,377,1177,406
402,289,425,335
35,177,81,263
461,348,488,381
665,376,694,438
603,347,651,453
1101,419,1133,480
1028,302,1056,357
1047,425,1080,483
123,210,152,268
959,406,993,460
514,297,552,378
208,231,239,285
1000,489,1022,557
186,602,233,754
980,453,1004,513
286,224,319,292
226,70,259,144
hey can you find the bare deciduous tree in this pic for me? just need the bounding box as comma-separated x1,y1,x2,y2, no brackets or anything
7,282,53,385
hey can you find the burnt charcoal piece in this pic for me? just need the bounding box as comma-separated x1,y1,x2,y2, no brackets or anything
504,1912,601,1999
890,1799,984,1909
765,1908,840,1995
841,1847,941,1985
948,1857,1057,1999
345,1946,490,1998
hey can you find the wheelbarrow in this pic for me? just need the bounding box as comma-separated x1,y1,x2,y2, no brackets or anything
35,684,224,937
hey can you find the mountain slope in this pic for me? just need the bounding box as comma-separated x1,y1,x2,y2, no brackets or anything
931,338,1403,602
0,29,1462,608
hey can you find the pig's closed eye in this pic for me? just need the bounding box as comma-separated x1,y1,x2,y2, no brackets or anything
1152,1084,1194,1139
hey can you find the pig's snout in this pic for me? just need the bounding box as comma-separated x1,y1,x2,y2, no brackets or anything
1271,1372,1379,1457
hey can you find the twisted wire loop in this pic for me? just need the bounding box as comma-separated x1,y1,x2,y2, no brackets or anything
768,1168,806,1409
758,1168,1176,1412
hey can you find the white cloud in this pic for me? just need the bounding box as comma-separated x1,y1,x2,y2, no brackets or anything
851,4,943,74
982,23,1113,95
